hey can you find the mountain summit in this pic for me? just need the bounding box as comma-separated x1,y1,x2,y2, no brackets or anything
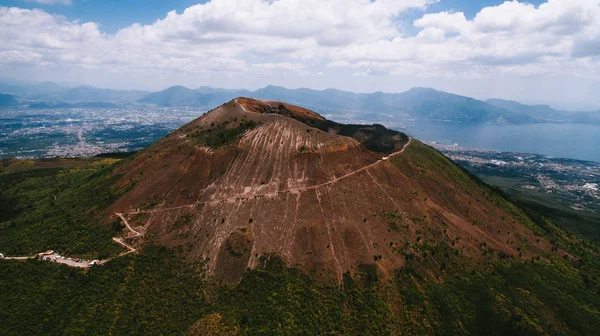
107,98,552,282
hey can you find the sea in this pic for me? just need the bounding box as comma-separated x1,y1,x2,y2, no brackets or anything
398,120,600,163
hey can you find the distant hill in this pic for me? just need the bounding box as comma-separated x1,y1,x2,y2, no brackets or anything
0,80,148,103
0,80,148,108
137,86,200,106
139,85,600,124
35,86,148,103
28,101,118,109
0,93,19,107
0,80,63,98
487,98,600,124
138,85,249,107
487,99,573,121
390,88,532,123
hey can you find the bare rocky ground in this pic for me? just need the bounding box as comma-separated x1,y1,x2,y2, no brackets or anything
102,98,555,282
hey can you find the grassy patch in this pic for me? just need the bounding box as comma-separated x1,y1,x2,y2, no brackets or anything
393,141,547,237
396,255,600,335
0,245,206,336
191,119,259,149
4,249,600,335
0,160,127,258
211,256,396,335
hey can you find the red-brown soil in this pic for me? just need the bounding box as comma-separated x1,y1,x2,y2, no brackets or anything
106,98,553,282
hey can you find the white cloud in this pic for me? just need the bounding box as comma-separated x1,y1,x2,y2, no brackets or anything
414,11,470,33
27,0,72,5
1,0,600,106
338,0,600,78
0,50,43,64
0,1,435,73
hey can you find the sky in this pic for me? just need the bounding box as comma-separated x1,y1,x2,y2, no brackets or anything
1,0,599,110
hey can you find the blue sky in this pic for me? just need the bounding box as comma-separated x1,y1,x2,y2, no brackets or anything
0,0,599,109
1,1,205,33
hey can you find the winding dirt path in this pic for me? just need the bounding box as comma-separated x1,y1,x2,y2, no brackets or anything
116,212,142,236
235,98,248,112
112,237,136,254
296,137,412,192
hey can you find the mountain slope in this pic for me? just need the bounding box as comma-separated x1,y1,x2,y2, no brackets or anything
137,85,197,106
486,98,564,118
0,80,148,104
392,88,532,123
0,80,63,98
35,86,148,103
107,98,552,282
138,85,249,107
487,98,600,124
0,93,19,107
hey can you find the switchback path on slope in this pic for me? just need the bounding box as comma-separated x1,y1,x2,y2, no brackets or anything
1,209,144,268
116,212,142,236
123,137,413,216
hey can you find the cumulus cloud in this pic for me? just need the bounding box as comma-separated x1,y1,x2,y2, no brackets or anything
1,0,600,95
347,0,600,77
27,0,72,5
0,1,434,73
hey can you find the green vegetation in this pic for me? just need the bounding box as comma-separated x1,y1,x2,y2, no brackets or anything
0,245,206,336
476,174,600,244
94,151,137,159
0,252,397,335
396,247,600,335
2,145,600,335
337,123,409,154
0,159,127,258
3,247,600,335
518,197,600,243
191,119,258,149
212,257,394,335
278,110,409,154
393,141,546,236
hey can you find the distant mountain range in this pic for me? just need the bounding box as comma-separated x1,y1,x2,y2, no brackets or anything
35,86,148,103
485,98,600,124
0,80,148,104
138,85,600,124
1,80,599,125
28,101,118,109
137,85,249,108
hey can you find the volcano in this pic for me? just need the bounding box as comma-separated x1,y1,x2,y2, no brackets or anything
107,98,552,282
